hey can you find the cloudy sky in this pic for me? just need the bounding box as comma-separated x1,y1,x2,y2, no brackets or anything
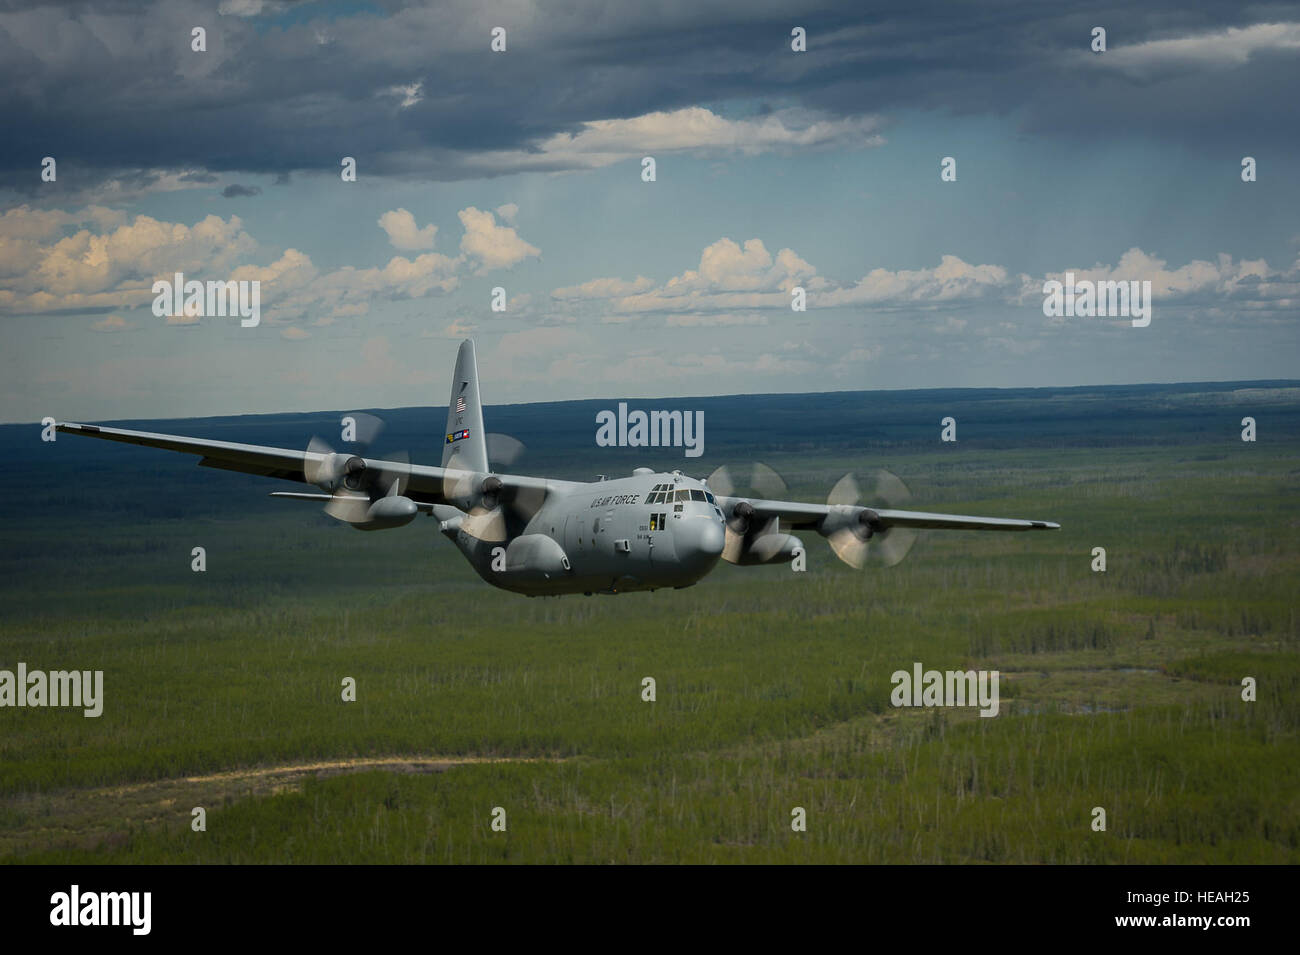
2,0,1298,423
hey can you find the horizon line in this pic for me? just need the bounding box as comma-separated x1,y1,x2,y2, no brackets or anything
6,377,1298,428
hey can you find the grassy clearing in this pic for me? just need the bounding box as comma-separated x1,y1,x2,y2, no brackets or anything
1,430,1297,863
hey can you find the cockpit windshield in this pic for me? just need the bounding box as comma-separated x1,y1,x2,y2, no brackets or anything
646,482,715,506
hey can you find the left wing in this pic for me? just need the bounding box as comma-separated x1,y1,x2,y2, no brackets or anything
57,421,315,482
54,421,578,509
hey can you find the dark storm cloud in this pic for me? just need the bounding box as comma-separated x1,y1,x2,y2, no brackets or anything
0,0,1297,188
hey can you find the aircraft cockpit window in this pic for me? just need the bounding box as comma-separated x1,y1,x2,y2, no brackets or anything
704,491,716,504
689,489,706,501
675,489,689,502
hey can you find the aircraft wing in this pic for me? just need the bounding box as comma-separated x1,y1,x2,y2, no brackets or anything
54,421,573,505
57,421,315,482
716,495,1059,532
857,508,1058,531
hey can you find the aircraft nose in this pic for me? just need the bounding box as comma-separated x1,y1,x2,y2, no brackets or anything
677,517,724,571
699,519,724,557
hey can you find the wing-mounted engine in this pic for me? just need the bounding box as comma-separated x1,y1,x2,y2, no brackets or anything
439,469,549,544
818,471,918,567
432,492,571,590
302,414,418,531
708,463,922,568
706,464,804,565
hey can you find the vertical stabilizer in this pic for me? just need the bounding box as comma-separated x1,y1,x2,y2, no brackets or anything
441,339,490,474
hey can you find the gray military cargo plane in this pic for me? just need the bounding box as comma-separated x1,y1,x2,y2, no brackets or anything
56,340,1059,597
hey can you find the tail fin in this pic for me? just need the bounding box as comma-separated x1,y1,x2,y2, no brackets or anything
441,339,490,474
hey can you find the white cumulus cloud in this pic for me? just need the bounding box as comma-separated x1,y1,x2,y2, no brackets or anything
378,208,438,250
458,206,540,272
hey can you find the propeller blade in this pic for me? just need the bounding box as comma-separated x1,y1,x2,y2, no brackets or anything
750,462,788,500
828,472,860,507
507,482,548,523
341,412,385,452
875,526,918,567
721,526,746,564
460,507,507,542
705,465,734,498
323,492,371,524
828,527,870,569
304,435,335,486
486,433,526,468
869,468,911,506
748,526,790,562
442,468,477,504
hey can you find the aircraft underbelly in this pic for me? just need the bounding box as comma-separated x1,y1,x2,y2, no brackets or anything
513,506,664,595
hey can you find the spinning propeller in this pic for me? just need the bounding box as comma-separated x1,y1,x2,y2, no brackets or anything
303,413,414,527
824,469,917,568
442,434,543,543
708,463,920,568
705,462,790,563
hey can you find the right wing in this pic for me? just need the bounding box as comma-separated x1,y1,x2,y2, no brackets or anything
715,493,1059,533
710,491,1058,566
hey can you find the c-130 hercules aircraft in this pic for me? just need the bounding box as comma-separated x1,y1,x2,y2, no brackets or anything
57,340,1058,596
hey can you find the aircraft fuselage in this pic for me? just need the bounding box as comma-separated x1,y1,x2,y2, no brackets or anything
441,470,726,596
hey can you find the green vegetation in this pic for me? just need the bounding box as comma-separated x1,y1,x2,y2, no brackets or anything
1,384,1296,862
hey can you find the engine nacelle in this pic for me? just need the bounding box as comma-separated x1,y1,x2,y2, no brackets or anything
817,505,878,540
310,452,368,492
350,495,418,531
